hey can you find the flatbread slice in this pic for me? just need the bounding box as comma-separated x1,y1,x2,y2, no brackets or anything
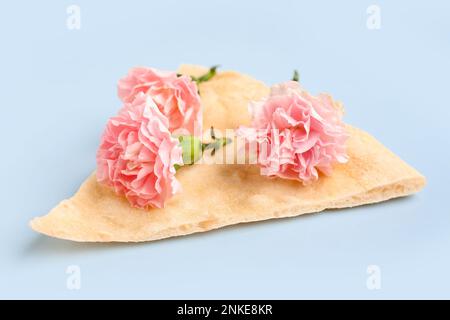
29,65,426,242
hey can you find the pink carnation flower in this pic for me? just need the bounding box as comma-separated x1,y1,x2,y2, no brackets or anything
96,92,183,209
237,81,349,183
117,67,202,136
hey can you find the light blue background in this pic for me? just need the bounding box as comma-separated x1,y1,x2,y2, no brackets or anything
0,0,448,299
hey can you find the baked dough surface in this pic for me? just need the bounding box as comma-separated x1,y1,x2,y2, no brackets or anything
30,65,426,242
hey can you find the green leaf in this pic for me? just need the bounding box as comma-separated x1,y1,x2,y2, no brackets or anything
292,69,300,82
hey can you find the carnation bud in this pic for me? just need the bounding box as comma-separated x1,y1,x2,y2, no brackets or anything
178,136,203,165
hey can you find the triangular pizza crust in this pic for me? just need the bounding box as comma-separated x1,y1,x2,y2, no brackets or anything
30,65,426,242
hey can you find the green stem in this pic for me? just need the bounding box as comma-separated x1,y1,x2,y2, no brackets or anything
292,69,300,82
202,137,232,156
175,126,231,170
191,65,220,84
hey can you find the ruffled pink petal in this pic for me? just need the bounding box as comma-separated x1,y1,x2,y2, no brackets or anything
117,67,202,136
96,92,183,209
237,81,349,184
